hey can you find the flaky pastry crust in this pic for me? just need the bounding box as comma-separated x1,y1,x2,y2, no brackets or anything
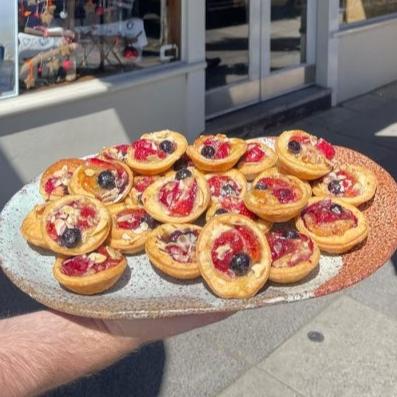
108,202,154,254
244,168,311,222
312,164,377,207
20,204,48,249
197,214,271,299
276,130,333,180
39,158,84,200
126,130,188,175
53,247,127,295
142,168,210,224
145,224,202,280
237,139,278,181
41,195,111,256
186,134,247,172
295,197,369,254
69,159,133,205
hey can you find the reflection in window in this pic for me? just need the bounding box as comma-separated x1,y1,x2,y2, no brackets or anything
340,0,397,24
17,0,181,93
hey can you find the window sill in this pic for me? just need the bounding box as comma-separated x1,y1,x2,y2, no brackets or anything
0,61,206,119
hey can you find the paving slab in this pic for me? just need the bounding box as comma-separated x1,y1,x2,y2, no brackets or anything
259,296,397,397
217,367,303,397
341,93,391,113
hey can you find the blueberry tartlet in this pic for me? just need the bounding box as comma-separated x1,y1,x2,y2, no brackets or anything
126,130,188,175
296,197,368,253
205,169,247,203
53,245,127,295
276,130,335,180
145,224,202,279
197,214,271,298
99,144,130,163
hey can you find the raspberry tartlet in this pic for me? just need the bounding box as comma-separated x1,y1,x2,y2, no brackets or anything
197,214,271,298
126,130,188,175
244,168,311,222
128,175,160,205
276,130,335,180
312,164,377,207
39,158,84,200
205,169,247,203
296,197,368,253
108,202,158,254
41,195,111,256
186,134,247,172
53,245,127,295
237,139,278,181
142,168,210,224
266,227,320,284
99,144,130,163
69,158,133,205
145,224,202,279
20,204,48,249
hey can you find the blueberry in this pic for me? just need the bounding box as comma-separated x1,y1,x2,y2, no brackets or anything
98,170,116,190
330,203,343,215
283,229,299,239
230,252,251,276
215,208,228,215
175,168,192,180
173,158,188,171
221,184,236,196
288,140,301,154
255,181,268,190
169,230,183,242
142,214,157,229
60,228,81,248
159,140,175,154
201,145,215,159
328,180,342,195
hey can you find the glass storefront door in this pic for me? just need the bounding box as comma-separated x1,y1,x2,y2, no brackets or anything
205,0,316,118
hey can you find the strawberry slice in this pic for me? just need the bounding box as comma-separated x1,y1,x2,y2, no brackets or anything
316,138,335,160
215,142,230,159
235,226,261,262
171,182,198,216
211,230,244,272
244,143,265,162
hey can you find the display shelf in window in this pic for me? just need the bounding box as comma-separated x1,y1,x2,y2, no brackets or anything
340,0,397,25
16,0,181,94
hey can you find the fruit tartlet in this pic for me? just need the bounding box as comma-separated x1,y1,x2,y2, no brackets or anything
69,158,133,205
20,204,48,249
244,168,311,222
99,144,130,163
41,195,111,256
312,164,377,207
276,130,335,180
39,158,84,200
266,227,320,284
128,175,160,205
197,214,271,299
53,245,127,295
237,139,278,181
126,130,188,175
145,224,202,279
205,169,247,203
186,134,247,172
142,168,210,224
296,197,368,254
108,203,158,254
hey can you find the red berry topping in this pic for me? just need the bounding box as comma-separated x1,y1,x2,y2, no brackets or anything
211,230,244,273
302,199,357,225
116,208,146,230
46,222,58,241
207,176,241,198
316,138,335,160
220,197,256,220
132,139,158,161
235,225,261,262
243,143,265,162
202,137,230,159
44,177,57,194
256,177,297,204
159,180,198,216
134,176,156,193
290,134,310,144
215,142,230,159
62,256,91,276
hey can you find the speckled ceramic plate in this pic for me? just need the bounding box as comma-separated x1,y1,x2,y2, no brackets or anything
1,139,397,319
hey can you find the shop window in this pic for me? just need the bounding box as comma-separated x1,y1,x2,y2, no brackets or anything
16,0,181,93
340,0,397,25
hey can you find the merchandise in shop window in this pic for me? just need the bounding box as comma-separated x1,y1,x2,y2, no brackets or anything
16,0,181,92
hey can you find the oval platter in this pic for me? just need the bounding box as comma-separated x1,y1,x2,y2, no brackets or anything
1,138,397,319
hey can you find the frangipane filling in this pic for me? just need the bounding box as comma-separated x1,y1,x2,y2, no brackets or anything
132,138,176,161
254,177,300,204
46,200,99,248
210,225,261,277
267,229,313,268
159,229,199,264
61,246,122,277
302,199,358,237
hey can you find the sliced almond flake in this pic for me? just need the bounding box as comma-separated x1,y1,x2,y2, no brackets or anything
215,244,231,260
251,263,263,278
54,219,66,236
106,246,122,260
122,232,133,241
84,168,96,177
88,253,107,264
